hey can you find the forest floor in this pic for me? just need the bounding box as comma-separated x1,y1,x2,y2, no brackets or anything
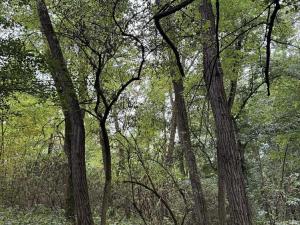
0,206,71,225
1,205,300,225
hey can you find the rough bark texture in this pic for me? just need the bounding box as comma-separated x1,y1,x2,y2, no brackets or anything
64,117,76,224
199,1,252,225
173,77,209,225
99,121,112,225
217,147,226,225
217,80,237,225
36,1,94,224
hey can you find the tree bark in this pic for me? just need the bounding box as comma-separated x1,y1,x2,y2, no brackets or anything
113,111,125,175
64,117,76,223
199,1,252,225
0,110,4,161
99,121,112,225
36,1,94,224
172,77,209,225
165,92,177,166
217,146,226,225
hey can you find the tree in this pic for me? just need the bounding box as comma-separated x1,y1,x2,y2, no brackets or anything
154,2,209,224
36,0,94,224
199,0,252,224
0,1,299,224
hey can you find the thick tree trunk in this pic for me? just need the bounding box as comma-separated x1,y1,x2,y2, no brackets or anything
199,1,252,225
217,80,238,225
99,121,112,225
36,1,94,224
178,145,186,176
217,148,226,225
172,77,209,225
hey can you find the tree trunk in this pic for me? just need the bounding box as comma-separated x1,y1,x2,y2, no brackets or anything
99,121,112,225
36,1,94,224
113,111,125,175
199,1,252,225
64,117,75,224
217,147,226,225
47,133,54,154
165,92,177,166
172,77,209,225
0,111,4,161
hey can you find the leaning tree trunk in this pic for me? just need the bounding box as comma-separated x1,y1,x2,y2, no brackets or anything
36,1,94,224
199,1,252,225
172,76,209,225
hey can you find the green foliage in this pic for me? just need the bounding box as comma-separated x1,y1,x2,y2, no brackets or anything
0,206,71,225
0,0,299,224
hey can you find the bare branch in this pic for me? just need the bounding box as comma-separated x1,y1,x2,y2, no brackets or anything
99,0,146,122
154,0,195,77
124,180,178,225
271,38,300,50
94,54,108,118
154,0,194,18
265,0,281,96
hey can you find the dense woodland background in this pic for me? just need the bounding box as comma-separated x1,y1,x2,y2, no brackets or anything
0,0,299,225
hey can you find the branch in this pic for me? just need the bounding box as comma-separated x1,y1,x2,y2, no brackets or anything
265,0,281,96
191,130,217,171
234,81,265,120
227,35,243,111
227,80,237,111
234,75,280,120
124,180,178,225
154,19,185,77
94,54,108,118
147,159,188,205
271,38,300,50
220,3,272,41
155,0,194,18
103,76,140,122
220,21,266,55
100,1,146,122
154,0,195,77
